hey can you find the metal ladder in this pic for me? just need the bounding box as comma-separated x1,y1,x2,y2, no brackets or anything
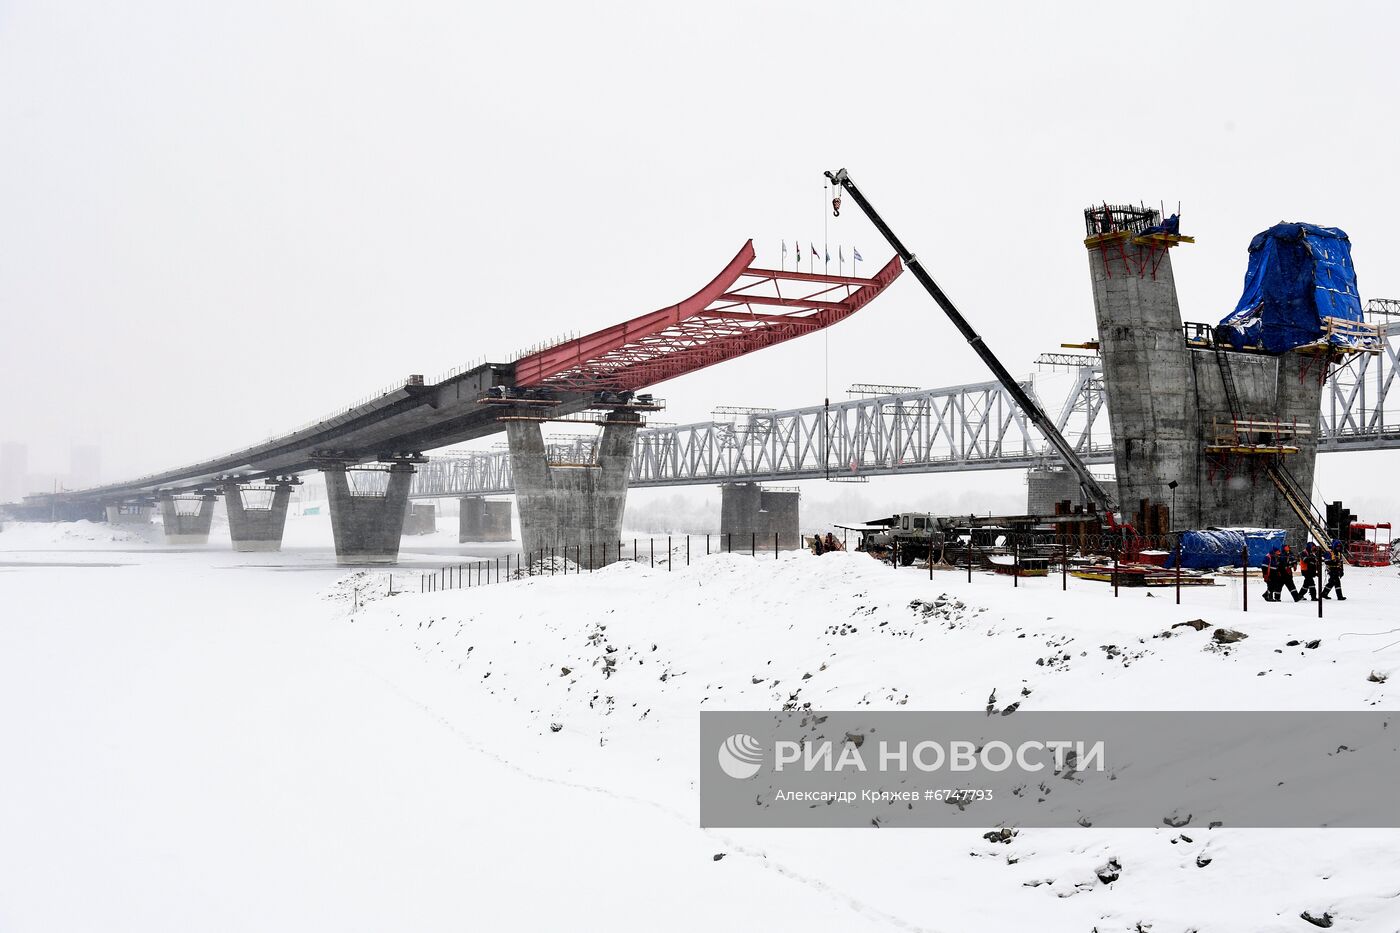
1212,342,1244,424
1214,340,1330,546
1265,459,1334,548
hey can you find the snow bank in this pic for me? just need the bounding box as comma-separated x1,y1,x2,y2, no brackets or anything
0,518,159,547
330,550,1400,931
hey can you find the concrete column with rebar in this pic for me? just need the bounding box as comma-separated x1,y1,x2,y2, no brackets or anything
1086,232,1194,526
1085,209,1324,541
223,482,294,552
321,461,417,564
158,493,217,544
504,415,639,567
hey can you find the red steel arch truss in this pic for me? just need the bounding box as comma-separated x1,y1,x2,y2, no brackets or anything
512,240,902,392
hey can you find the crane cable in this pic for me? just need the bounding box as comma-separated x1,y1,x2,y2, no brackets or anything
823,181,832,479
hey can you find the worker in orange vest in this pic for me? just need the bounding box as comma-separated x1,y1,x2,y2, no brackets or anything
1298,542,1320,601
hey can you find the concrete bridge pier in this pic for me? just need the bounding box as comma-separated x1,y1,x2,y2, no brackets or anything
720,483,801,550
459,496,513,542
321,458,421,564
402,502,437,536
504,414,639,568
105,503,155,525
158,493,217,544
223,481,296,552
1085,207,1323,541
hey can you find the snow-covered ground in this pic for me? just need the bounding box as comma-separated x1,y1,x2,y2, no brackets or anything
2,516,1398,931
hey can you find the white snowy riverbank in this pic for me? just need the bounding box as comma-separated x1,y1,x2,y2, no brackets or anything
2,522,1398,931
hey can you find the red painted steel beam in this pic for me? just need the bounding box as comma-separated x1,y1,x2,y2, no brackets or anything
694,309,824,326
717,292,851,312
742,267,879,287
513,240,902,392
513,242,755,388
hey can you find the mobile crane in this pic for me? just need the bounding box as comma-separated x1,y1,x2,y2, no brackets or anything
825,168,1120,519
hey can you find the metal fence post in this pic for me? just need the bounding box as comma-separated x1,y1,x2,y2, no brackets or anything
1175,544,1182,604
929,537,934,580
1062,541,1068,591
1013,539,1019,588
774,531,779,559
1241,545,1248,613
687,535,691,566
669,535,673,570
751,531,756,556
1113,550,1119,598
590,542,594,571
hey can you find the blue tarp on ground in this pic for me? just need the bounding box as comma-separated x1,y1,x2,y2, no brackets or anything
1167,527,1287,569
1217,223,1364,354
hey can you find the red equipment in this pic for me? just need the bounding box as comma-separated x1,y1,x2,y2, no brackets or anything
1348,522,1393,567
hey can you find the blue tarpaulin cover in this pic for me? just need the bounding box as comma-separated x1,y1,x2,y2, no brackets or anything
1167,527,1287,569
1139,213,1180,238
1217,223,1363,354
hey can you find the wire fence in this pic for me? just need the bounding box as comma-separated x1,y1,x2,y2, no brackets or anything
413,532,796,594
397,530,1347,620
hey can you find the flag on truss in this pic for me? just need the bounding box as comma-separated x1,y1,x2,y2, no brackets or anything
839,246,844,263
853,247,863,262
825,248,830,263
810,243,819,259
796,241,802,263
782,240,788,259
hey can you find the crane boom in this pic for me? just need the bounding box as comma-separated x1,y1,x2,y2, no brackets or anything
825,167,1118,514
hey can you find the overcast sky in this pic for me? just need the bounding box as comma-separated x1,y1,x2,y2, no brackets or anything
2,1,1397,513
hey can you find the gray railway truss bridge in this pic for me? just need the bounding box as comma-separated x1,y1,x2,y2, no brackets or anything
410,318,1400,498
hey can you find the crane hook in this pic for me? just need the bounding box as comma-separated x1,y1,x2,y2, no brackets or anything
832,195,842,218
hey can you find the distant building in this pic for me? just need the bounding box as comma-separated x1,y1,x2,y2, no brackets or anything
0,442,28,503
70,445,101,489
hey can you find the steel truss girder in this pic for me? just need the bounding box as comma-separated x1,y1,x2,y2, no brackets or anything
411,374,1114,496
1320,321,1400,449
414,321,1400,497
511,241,903,393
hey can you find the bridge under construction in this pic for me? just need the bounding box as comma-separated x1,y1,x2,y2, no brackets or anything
411,314,1400,499
11,239,904,564
9,175,1396,564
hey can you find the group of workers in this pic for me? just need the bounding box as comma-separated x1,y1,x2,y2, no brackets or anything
810,532,845,555
1261,540,1346,603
